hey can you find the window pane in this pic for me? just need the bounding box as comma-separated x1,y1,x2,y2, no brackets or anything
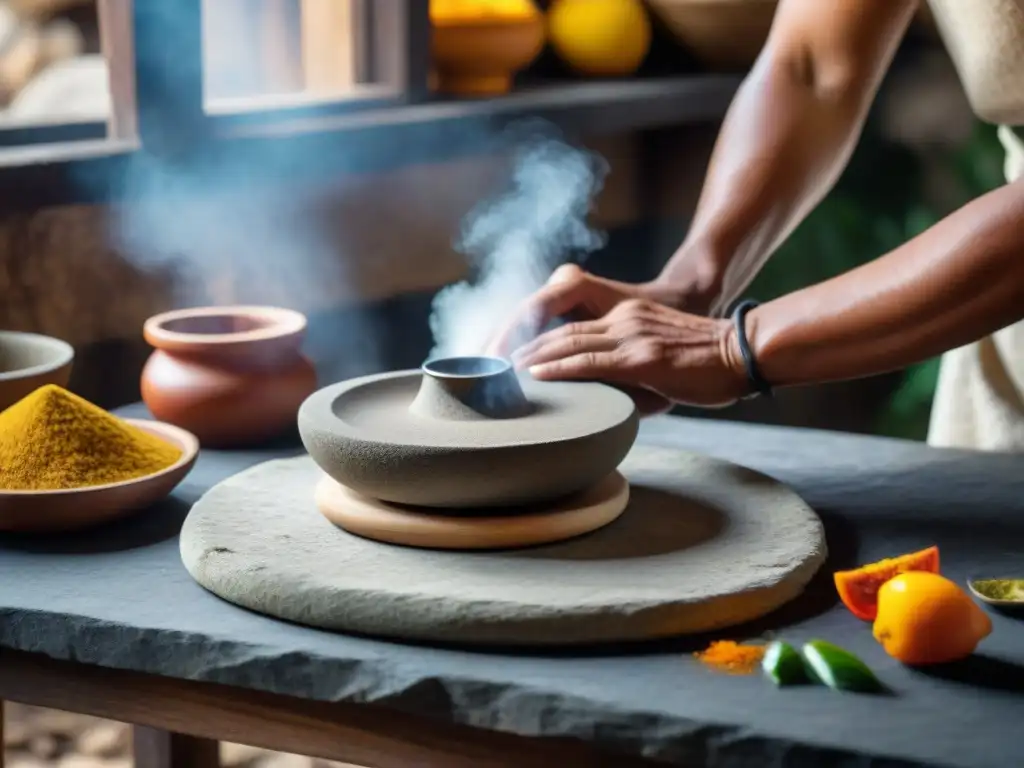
0,0,119,148
202,0,382,108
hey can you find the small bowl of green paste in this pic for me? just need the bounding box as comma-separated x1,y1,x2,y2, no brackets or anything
967,578,1024,614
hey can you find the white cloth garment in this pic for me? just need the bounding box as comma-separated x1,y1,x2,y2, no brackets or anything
926,126,1024,451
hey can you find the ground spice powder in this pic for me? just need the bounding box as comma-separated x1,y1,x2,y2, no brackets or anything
694,640,767,675
0,384,182,491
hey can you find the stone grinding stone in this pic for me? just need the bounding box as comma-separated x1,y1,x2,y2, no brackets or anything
180,445,828,645
297,371,638,508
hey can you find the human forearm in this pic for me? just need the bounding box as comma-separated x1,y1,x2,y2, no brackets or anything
660,64,867,315
655,0,918,316
741,180,1024,387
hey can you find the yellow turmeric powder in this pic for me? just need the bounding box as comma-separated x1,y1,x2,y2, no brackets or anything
0,385,182,491
694,640,766,675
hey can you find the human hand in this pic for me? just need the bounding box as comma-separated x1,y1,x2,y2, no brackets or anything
486,264,682,358
487,264,685,415
511,298,750,409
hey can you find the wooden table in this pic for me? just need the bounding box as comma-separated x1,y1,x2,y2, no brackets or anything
0,411,1021,768
0,649,649,767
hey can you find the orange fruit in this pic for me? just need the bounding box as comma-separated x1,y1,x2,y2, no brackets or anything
833,546,940,621
873,572,992,665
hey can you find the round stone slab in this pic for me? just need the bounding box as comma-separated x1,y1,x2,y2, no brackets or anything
180,446,828,646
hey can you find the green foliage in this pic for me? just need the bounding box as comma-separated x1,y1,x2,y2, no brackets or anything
746,116,1004,440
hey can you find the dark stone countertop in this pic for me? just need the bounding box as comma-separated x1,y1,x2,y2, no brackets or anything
1,405,1022,768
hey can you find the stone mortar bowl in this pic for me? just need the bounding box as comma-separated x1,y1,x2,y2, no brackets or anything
298,355,639,509
0,331,74,413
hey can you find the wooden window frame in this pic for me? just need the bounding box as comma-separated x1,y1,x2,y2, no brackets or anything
0,0,741,210
0,0,432,207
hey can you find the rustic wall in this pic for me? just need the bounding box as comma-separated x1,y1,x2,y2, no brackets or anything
0,122,910,433
0,134,666,341
0,130,705,406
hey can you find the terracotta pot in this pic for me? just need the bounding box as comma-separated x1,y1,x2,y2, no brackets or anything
431,13,546,97
647,0,777,71
141,306,317,448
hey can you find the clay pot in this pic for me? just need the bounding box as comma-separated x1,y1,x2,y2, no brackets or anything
0,331,74,413
141,306,317,447
431,12,546,97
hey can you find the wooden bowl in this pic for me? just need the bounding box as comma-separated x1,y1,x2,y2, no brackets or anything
431,14,546,97
0,419,199,533
0,331,74,413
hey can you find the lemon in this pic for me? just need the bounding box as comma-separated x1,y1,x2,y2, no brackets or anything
547,0,651,77
873,572,992,665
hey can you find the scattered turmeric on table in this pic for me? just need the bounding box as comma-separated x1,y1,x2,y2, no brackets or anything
0,384,181,491
694,640,767,675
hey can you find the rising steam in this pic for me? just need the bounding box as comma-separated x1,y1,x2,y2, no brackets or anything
427,131,608,360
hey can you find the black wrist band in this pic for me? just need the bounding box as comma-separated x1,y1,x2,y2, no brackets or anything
731,299,773,399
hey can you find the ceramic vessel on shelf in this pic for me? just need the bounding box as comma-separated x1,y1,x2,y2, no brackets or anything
646,0,777,71
298,354,639,509
0,419,199,533
141,306,317,448
430,0,545,97
0,331,74,413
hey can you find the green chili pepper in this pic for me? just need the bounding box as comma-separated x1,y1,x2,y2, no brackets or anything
762,641,807,686
801,640,883,693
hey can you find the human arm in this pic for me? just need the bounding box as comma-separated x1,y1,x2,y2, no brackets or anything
489,0,918,360
743,176,1024,388
655,0,920,316
514,176,1024,405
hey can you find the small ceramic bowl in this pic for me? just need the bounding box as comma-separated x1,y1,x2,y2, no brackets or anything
431,13,546,97
967,577,1024,613
0,331,74,413
0,419,199,533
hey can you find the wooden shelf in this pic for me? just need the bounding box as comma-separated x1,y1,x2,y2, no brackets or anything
0,74,741,209
222,75,741,137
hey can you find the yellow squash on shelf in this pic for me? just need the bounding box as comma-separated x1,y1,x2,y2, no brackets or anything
547,0,652,77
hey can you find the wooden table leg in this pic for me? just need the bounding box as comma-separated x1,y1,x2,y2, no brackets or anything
133,726,220,768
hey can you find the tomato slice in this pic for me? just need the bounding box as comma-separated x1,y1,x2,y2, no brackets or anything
833,545,940,621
